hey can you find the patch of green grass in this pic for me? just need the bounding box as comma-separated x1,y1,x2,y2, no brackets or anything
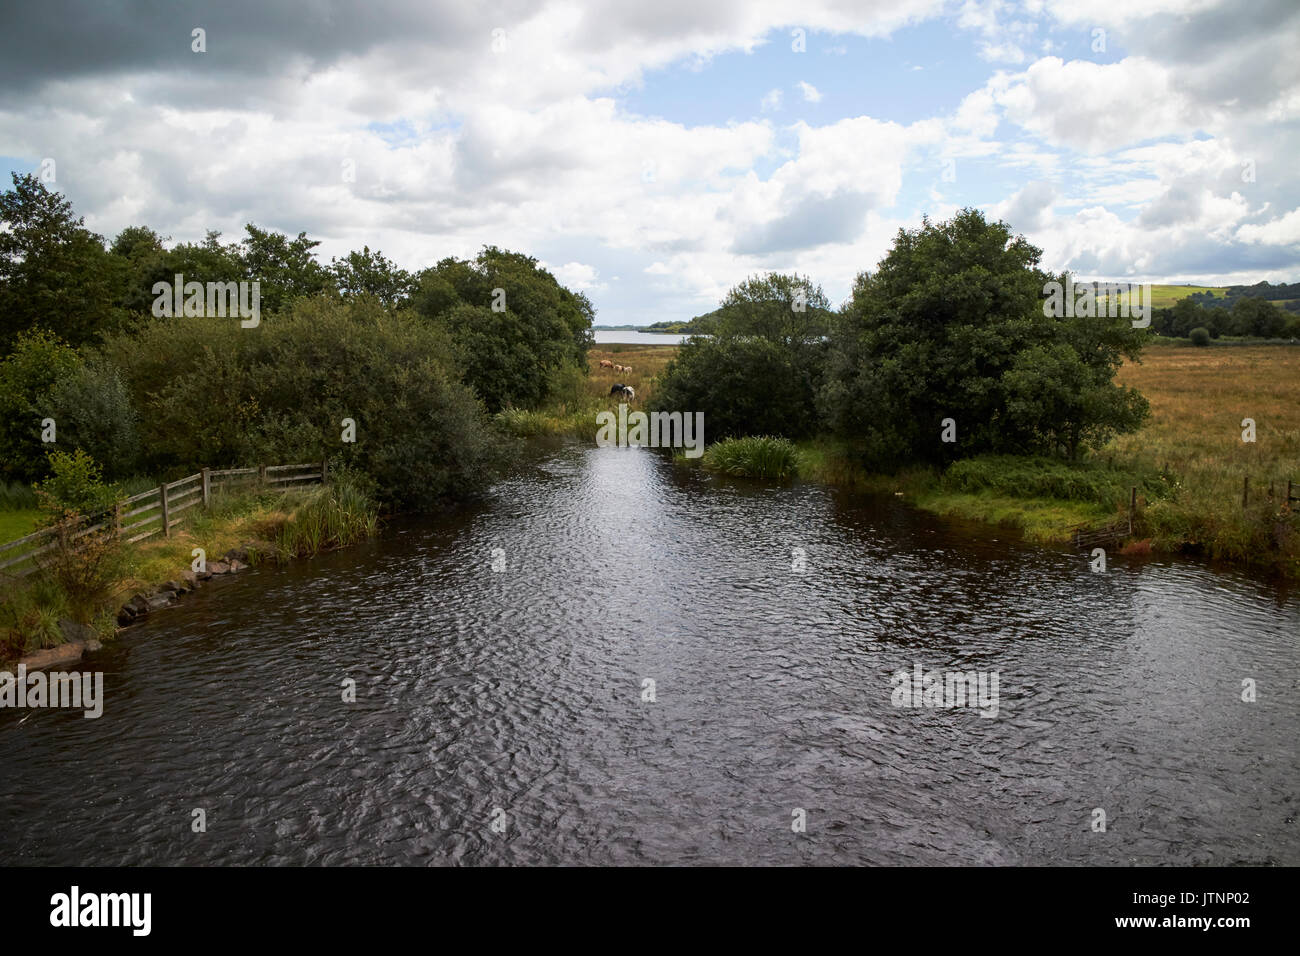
913,490,1109,544
702,435,799,479
0,509,41,543
941,455,1165,508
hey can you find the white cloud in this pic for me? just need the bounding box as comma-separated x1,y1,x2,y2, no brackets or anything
1237,208,1300,246
547,261,603,289
796,80,822,102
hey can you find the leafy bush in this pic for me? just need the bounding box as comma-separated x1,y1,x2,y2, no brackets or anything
101,297,502,511
34,449,122,521
1189,326,1210,346
46,354,141,479
0,329,82,482
35,513,125,624
702,436,800,479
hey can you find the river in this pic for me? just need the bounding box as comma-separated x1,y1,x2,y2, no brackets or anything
2,441,1297,865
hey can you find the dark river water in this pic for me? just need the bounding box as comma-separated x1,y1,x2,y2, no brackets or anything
2,442,1298,865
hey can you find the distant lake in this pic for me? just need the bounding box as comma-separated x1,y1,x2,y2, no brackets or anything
593,329,690,345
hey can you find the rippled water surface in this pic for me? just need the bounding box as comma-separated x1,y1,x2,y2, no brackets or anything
2,443,1298,865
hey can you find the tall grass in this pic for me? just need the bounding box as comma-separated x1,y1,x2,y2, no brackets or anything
494,408,555,437
0,576,69,660
941,455,1166,507
268,479,380,560
702,436,800,479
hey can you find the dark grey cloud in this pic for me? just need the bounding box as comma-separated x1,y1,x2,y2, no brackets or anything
1138,181,1202,228
1121,0,1300,117
0,0,519,101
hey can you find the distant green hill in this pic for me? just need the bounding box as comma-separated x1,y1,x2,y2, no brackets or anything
642,310,722,334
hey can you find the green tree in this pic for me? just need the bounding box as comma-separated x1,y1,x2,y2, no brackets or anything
651,273,832,439
1231,297,1286,338
0,329,82,482
331,246,415,308
821,209,1148,463
0,174,127,349
410,247,594,412
237,224,332,313
46,354,141,481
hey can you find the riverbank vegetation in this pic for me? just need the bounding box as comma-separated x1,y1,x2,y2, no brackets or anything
1,472,381,664
4,165,1298,661
701,436,800,479
0,173,594,660
639,210,1298,575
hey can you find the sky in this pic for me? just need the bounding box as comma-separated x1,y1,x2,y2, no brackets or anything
2,0,1298,325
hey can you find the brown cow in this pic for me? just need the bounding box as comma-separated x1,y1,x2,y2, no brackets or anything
598,359,614,369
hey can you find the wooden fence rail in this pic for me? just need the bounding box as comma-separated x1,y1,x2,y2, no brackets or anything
0,461,327,580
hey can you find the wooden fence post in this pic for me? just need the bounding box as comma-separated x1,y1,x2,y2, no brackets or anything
321,459,328,484
258,464,267,485
1242,475,1249,509
114,501,122,538
160,483,170,537
1129,486,1137,534
201,467,210,506
1289,479,1294,503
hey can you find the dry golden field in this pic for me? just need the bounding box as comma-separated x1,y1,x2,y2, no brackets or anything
1111,345,1300,484
584,344,677,406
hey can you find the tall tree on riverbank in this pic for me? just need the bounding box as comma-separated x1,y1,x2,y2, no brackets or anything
411,247,594,413
651,273,832,439
821,209,1149,463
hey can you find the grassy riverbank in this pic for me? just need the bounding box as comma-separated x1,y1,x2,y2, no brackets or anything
1,479,379,664
523,341,1299,575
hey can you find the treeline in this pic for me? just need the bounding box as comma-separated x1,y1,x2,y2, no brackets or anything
651,209,1151,463
1150,294,1299,339
1188,281,1300,313
643,313,720,335
0,173,594,509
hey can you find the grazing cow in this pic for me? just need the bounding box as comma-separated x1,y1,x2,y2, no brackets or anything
609,383,634,401
621,365,632,373
613,364,626,373
598,359,614,369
